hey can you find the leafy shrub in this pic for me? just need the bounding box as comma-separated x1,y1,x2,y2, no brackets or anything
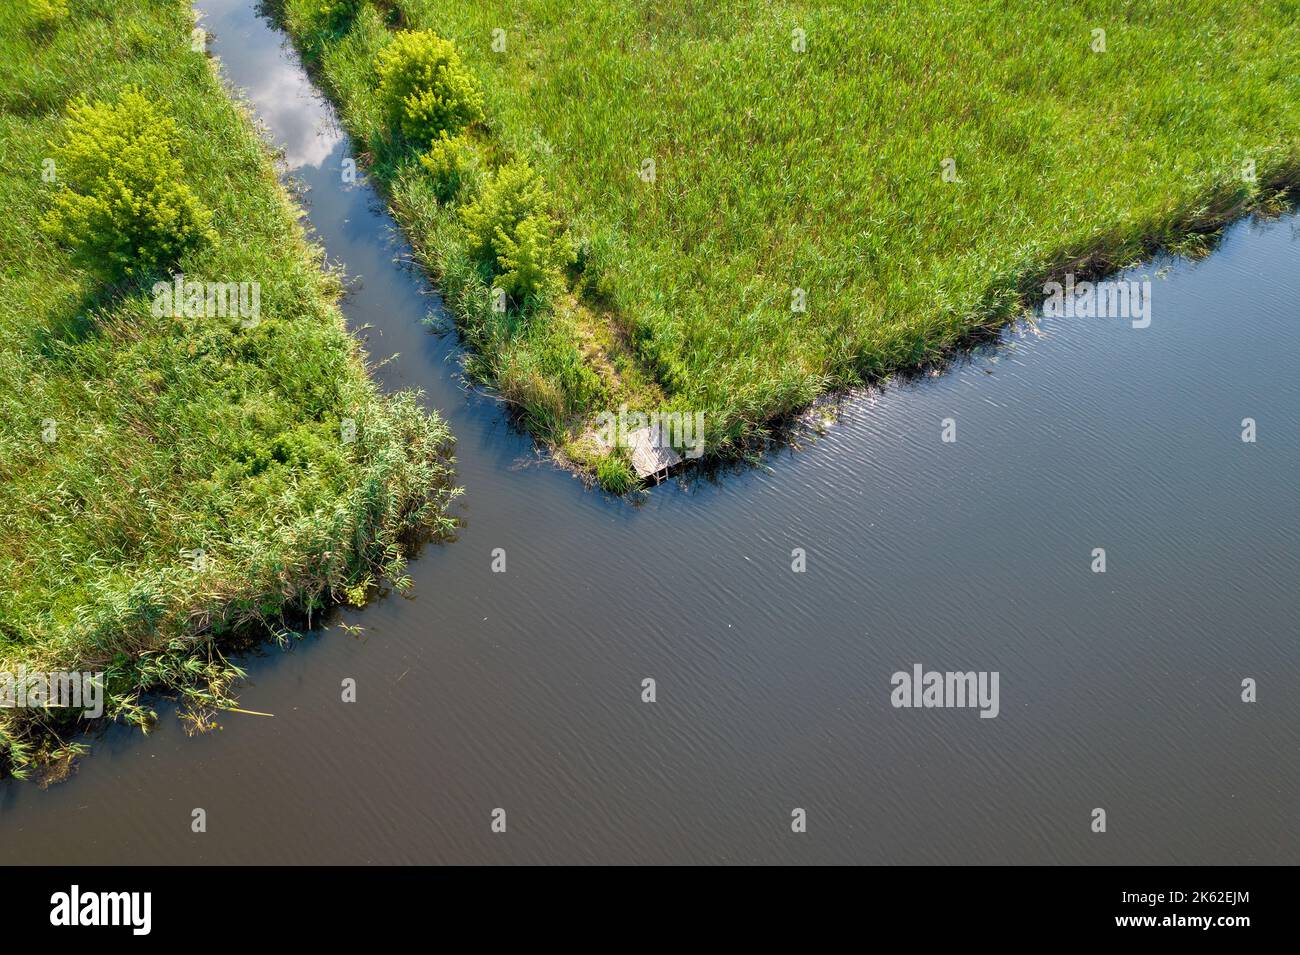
496,214,571,302
41,88,214,277
374,30,483,145
418,130,479,201
460,159,572,303
459,160,548,263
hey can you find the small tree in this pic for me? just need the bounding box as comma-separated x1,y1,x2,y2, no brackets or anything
418,130,479,201
460,159,571,305
496,214,570,304
41,88,214,277
375,30,484,146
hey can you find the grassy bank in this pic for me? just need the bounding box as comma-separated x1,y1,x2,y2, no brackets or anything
281,0,1298,487
0,0,459,779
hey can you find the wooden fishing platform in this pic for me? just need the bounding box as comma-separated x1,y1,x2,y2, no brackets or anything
626,426,682,483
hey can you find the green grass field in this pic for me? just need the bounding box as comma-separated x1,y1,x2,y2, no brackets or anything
285,0,1298,483
0,0,458,777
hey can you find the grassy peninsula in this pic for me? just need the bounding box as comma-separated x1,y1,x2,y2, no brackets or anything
280,0,1298,488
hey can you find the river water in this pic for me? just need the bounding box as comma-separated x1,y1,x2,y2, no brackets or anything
2,0,1296,864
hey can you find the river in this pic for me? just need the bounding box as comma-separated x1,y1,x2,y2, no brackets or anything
2,0,1296,864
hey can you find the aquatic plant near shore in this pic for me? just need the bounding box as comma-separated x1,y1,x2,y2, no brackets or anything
595,451,638,495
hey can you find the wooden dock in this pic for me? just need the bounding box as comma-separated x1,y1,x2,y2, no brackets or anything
626,426,682,484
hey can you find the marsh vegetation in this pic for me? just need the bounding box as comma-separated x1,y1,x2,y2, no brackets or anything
0,0,459,777
282,0,1298,487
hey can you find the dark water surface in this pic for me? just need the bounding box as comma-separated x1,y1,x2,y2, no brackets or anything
3,0,1297,864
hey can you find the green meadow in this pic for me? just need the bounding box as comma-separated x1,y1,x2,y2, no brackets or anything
284,0,1298,484
0,0,458,776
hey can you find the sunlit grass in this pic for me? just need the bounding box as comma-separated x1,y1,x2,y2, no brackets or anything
0,0,459,777
290,0,1299,460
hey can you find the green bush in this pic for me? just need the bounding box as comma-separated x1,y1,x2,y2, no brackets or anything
41,88,214,277
496,213,570,303
374,30,483,145
459,160,548,263
418,130,479,201
460,159,572,302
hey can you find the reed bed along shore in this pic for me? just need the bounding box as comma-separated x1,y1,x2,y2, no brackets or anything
0,0,459,779
280,0,1298,489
